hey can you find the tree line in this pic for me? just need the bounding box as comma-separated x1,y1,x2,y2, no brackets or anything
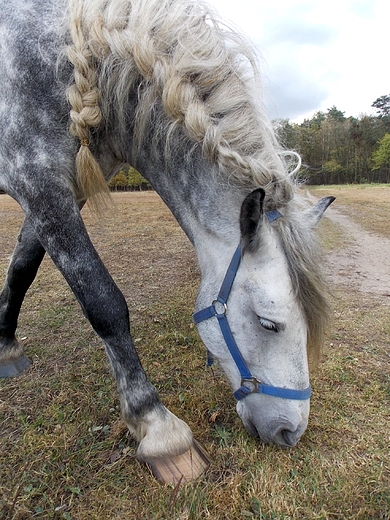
107,95,390,189
276,95,390,184
108,164,151,191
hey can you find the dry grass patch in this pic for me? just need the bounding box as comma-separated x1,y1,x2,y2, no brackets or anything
0,190,389,519
308,184,390,239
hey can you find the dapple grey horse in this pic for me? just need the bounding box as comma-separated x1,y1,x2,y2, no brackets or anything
0,0,333,483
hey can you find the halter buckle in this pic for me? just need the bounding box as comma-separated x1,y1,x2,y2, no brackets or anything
241,377,261,394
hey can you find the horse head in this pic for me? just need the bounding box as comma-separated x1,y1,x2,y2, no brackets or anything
195,189,334,446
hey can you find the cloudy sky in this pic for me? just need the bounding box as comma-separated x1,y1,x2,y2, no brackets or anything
207,0,389,122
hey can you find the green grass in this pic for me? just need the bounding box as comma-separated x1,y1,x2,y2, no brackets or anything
0,191,389,519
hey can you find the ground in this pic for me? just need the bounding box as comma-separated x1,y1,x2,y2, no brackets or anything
0,191,197,323
306,190,390,297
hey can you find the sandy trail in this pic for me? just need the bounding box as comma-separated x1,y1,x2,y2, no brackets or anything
319,199,390,298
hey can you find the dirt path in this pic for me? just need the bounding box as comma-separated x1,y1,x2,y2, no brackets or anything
321,200,390,298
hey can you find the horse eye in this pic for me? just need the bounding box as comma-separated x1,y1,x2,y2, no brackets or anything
258,317,278,332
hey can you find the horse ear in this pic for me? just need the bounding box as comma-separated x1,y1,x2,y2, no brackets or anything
305,196,335,227
240,189,265,253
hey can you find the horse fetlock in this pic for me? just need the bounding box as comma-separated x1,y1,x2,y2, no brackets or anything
133,407,210,485
0,336,23,360
0,337,31,378
135,407,193,460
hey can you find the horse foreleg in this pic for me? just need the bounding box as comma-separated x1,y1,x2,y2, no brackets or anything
21,185,208,483
0,218,45,377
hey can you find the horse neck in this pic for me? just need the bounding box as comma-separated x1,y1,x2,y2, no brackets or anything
99,92,246,273
128,135,244,268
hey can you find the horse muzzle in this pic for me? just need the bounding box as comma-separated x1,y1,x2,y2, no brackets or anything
236,396,309,447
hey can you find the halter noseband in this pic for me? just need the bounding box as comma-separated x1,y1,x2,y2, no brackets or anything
193,210,312,402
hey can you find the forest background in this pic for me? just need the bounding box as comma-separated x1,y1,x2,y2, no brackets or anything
109,94,390,190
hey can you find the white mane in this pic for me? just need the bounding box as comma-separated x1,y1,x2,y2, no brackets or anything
67,0,295,207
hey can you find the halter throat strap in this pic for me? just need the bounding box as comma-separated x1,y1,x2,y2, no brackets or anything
193,209,312,402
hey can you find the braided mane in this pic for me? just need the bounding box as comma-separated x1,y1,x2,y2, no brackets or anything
66,0,295,207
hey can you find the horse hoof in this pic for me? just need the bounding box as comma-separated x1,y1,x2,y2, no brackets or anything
0,355,31,378
144,439,210,485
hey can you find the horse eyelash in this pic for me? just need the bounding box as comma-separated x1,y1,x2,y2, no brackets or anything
258,317,279,333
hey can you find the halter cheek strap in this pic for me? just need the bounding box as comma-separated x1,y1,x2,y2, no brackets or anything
193,210,312,402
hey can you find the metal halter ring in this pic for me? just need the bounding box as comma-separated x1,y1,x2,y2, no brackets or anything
212,299,227,317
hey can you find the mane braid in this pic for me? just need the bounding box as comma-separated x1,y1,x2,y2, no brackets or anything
66,0,295,209
67,0,110,208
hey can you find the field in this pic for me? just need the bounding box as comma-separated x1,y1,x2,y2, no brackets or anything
0,187,389,519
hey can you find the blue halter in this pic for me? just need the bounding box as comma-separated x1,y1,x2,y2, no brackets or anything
193,210,312,402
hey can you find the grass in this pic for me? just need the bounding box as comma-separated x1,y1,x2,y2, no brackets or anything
307,184,390,239
0,189,389,519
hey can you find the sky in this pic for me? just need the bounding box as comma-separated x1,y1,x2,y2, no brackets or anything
206,0,389,122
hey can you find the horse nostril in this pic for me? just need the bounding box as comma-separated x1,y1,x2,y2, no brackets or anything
280,429,299,447
245,419,259,438
237,400,308,446
270,424,301,447
246,421,300,446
